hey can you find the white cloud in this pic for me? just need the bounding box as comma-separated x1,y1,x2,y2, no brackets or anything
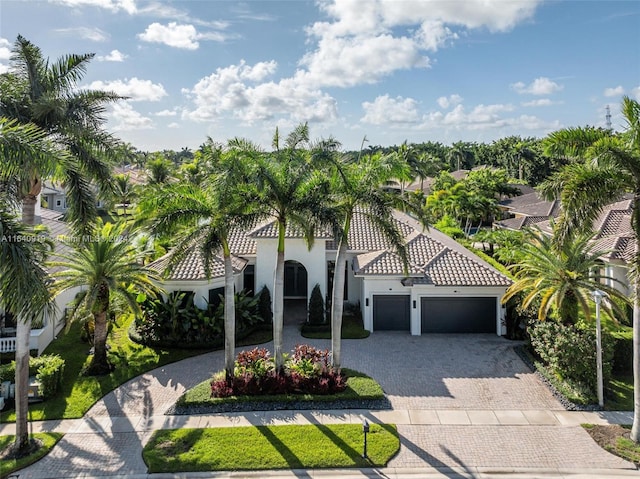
49,0,137,14
633,86,640,101
109,103,153,130
54,27,108,42
182,60,337,124
138,22,225,50
522,98,557,107
361,95,420,125
437,94,463,109
155,109,178,117
0,38,11,60
96,49,127,62
167,122,180,129
511,77,563,95
604,86,625,97
88,78,167,102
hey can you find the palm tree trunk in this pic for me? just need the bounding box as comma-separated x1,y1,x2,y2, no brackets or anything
331,240,348,369
21,195,38,226
223,250,236,381
14,315,31,454
88,310,110,375
273,224,285,372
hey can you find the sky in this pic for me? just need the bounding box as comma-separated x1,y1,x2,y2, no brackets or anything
1,0,639,152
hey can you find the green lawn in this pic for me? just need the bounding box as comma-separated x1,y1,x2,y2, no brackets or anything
606,374,633,411
177,368,384,409
0,316,270,422
0,433,63,478
301,315,370,339
143,424,399,473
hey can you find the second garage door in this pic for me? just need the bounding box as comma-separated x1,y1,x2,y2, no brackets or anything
373,295,410,331
421,297,496,333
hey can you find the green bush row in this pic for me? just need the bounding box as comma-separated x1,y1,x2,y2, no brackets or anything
529,321,614,393
610,330,633,373
0,354,65,399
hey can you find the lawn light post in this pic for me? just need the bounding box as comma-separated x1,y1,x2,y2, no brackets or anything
362,419,370,459
592,289,605,408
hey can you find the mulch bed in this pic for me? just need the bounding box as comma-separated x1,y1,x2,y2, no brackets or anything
585,424,640,467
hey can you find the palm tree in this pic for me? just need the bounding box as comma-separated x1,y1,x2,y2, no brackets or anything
0,118,57,455
539,96,640,440
0,35,122,233
138,150,258,379
254,124,330,371
323,150,408,368
502,227,627,324
50,222,160,375
146,156,173,185
112,173,136,217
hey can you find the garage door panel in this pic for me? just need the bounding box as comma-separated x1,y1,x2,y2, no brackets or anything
421,297,496,333
373,295,410,331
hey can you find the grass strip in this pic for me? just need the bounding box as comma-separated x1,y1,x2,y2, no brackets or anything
143,424,398,473
176,368,384,409
0,433,63,478
301,316,370,339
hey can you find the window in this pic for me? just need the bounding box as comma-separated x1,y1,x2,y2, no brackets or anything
243,265,255,296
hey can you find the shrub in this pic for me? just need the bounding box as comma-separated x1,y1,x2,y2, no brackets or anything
434,215,464,239
611,330,633,373
0,354,65,399
211,345,346,398
529,321,614,392
257,285,273,324
308,284,325,325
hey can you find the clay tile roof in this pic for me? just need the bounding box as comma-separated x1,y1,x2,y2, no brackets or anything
326,210,415,251
493,215,549,231
229,224,257,256
419,249,512,287
149,248,247,281
406,233,446,268
594,210,633,238
40,209,73,273
353,250,423,276
594,235,635,262
249,220,333,239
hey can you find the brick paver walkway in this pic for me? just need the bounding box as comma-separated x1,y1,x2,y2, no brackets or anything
3,325,638,478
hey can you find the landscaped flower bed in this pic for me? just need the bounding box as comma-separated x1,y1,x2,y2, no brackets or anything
211,345,346,397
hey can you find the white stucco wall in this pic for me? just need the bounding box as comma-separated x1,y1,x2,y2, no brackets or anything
605,262,630,296
254,237,327,301
161,274,243,309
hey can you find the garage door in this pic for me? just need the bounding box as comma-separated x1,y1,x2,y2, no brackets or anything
421,297,496,333
373,295,410,331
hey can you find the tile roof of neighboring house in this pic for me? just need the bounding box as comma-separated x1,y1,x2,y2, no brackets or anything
417,248,512,286
149,248,248,281
499,191,561,217
594,235,635,262
493,216,549,231
39,208,73,273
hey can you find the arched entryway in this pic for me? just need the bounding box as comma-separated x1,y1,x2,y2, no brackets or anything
284,260,308,325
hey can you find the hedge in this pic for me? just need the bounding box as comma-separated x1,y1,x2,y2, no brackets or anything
0,354,66,399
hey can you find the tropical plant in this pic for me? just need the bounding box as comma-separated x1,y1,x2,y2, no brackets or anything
252,123,331,372
111,173,136,217
538,96,640,440
146,156,173,185
319,149,408,368
50,221,161,375
502,227,628,325
138,147,258,379
308,284,325,325
0,35,122,233
0,117,59,455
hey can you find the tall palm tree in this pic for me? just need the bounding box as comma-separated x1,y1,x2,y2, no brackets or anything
322,150,408,367
539,96,640,440
50,222,161,375
502,227,627,324
138,149,258,379
254,124,330,371
1,35,122,233
0,118,57,455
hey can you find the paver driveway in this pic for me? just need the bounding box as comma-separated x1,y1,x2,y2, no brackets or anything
13,326,632,478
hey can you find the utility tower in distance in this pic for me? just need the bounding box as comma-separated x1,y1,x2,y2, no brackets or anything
605,105,612,131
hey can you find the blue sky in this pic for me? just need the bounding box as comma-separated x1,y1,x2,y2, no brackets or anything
1,0,638,152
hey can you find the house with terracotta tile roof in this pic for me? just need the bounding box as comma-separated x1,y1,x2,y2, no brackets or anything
150,209,512,336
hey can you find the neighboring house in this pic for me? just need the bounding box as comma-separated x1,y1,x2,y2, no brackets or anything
0,208,78,355
150,209,512,336
494,190,561,231
40,181,107,217
494,190,634,296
